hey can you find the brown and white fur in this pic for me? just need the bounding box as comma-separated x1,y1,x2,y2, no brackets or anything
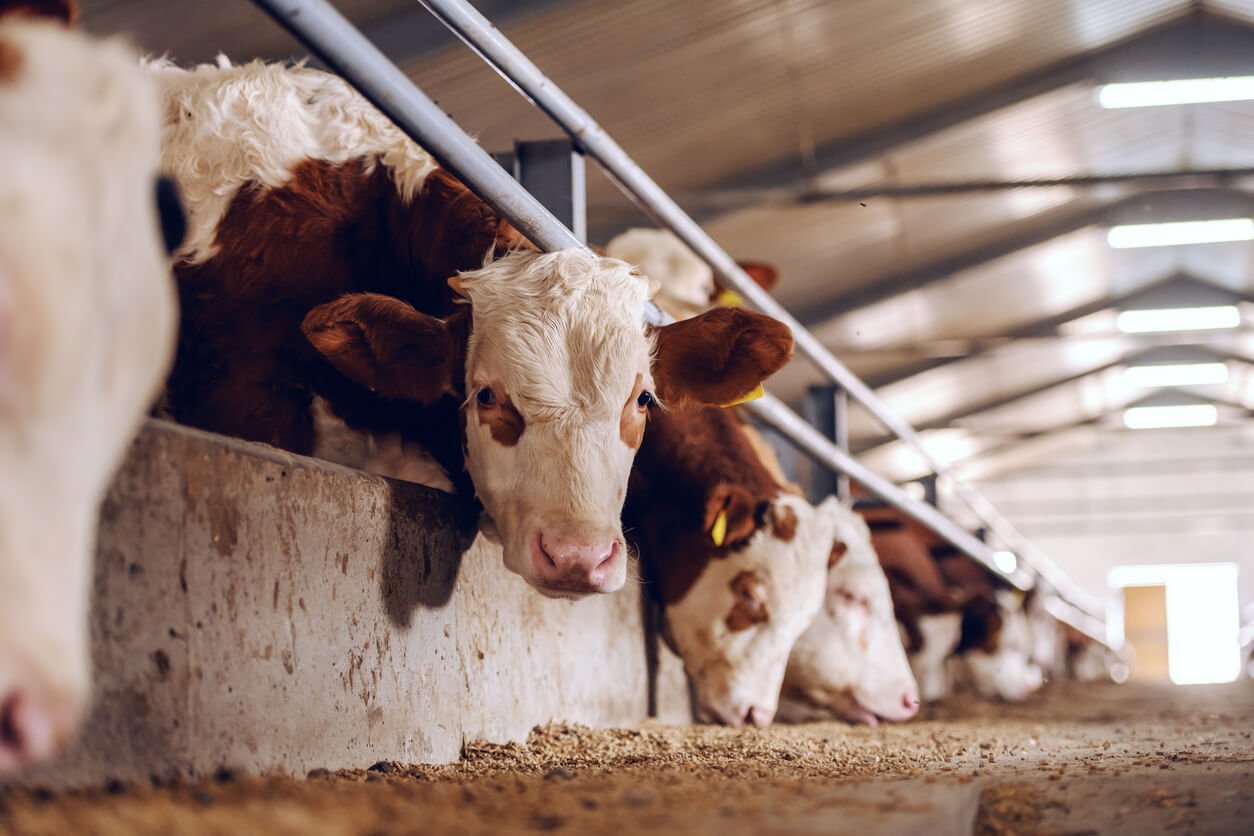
155,59,793,599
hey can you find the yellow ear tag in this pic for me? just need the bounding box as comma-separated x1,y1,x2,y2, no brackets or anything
715,289,744,308
720,384,764,408
711,509,728,547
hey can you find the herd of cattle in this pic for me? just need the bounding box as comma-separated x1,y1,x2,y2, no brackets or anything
0,1,1112,776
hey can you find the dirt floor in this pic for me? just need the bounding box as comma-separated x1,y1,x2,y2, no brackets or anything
1,681,1251,835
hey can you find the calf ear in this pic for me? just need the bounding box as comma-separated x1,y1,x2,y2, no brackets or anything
652,307,792,407
303,293,462,404
737,261,780,292
0,0,77,23
703,483,761,548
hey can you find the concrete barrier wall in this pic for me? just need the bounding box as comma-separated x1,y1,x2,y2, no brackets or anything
25,421,689,789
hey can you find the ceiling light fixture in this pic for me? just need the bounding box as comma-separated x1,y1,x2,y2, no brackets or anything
1123,403,1218,430
1107,218,1254,249
1115,305,1241,334
1098,76,1254,108
1123,362,1229,388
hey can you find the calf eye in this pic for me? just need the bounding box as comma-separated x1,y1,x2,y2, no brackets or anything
636,390,655,410
477,388,497,407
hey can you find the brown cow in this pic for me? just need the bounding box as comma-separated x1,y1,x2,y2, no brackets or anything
155,58,793,598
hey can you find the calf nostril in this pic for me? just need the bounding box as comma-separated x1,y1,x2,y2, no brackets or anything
744,706,771,728
0,693,21,752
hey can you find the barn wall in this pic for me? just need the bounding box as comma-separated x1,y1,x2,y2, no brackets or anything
20,421,689,789
971,425,1254,624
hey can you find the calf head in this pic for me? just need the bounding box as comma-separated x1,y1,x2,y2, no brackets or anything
780,501,919,725
304,249,793,598
658,492,837,728
958,589,1044,702
0,1,178,772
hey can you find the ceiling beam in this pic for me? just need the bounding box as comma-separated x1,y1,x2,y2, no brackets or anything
801,188,1254,330
701,14,1254,207
862,272,1248,388
857,348,1254,454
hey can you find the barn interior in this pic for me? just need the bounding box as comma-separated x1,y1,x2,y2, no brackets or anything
1,1,1253,834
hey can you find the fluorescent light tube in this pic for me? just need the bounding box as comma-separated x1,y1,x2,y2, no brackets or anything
1099,76,1254,108
1115,305,1240,334
1123,362,1229,388
1122,403,1218,429
1107,218,1254,248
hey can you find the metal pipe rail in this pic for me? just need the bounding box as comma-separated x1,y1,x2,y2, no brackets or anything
413,0,1101,619
246,0,1106,638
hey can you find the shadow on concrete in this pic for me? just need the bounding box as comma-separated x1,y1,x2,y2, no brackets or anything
379,479,479,628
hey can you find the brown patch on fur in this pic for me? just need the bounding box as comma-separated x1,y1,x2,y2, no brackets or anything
737,418,803,495
0,0,76,24
165,155,516,497
828,541,848,569
651,306,793,408
710,261,780,301
624,404,781,605
478,392,525,447
619,373,647,450
0,37,19,82
769,503,798,542
725,570,769,632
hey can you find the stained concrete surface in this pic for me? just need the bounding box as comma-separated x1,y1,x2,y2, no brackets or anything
8,420,688,789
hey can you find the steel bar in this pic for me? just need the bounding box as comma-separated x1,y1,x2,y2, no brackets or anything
247,0,1107,638
414,0,1099,617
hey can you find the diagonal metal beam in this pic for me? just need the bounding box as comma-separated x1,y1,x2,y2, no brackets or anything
857,348,1254,454
862,272,1250,388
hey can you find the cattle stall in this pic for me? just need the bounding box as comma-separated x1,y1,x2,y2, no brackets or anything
1,0,1252,834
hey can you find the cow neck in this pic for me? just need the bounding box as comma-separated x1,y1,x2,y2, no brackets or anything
627,404,782,605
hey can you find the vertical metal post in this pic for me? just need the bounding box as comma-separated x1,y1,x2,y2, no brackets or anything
802,384,850,503
918,474,939,508
515,139,586,244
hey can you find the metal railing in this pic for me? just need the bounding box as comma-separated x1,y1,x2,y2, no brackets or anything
248,0,1110,645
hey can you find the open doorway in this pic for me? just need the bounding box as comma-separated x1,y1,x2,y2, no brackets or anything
1108,564,1241,685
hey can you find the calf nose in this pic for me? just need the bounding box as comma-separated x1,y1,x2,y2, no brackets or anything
0,690,64,773
900,691,920,719
534,531,621,593
744,705,774,728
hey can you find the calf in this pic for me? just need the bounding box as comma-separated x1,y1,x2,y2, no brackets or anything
859,505,1043,702
625,405,837,727
156,59,793,598
778,502,919,725
0,0,180,772
606,228,778,319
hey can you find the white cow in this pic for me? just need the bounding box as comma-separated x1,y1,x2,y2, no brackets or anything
0,2,179,772
779,502,920,725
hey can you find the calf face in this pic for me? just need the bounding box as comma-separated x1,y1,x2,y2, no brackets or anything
956,590,1044,701
780,503,919,725
305,250,793,598
0,5,177,772
662,494,838,727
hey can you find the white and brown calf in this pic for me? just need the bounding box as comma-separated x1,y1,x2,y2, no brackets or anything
779,502,919,725
0,0,180,772
625,405,837,727
156,59,794,599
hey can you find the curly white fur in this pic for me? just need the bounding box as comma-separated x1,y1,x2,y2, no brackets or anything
150,56,439,264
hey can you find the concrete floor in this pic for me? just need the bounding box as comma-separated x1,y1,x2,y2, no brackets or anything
1,681,1251,835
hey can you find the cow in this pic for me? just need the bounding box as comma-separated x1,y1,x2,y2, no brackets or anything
153,58,794,599
0,0,181,772
625,403,838,727
778,501,920,725
605,228,778,320
858,504,1043,702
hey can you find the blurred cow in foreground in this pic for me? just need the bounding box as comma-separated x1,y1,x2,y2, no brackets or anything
0,0,181,773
